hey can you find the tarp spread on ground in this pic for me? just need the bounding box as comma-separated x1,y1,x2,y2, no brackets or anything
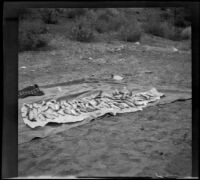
21,88,164,128
18,78,191,144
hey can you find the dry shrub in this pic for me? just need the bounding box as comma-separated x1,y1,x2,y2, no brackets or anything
94,16,125,34
142,21,164,37
143,21,181,41
18,8,34,20
87,8,125,34
69,17,95,42
118,19,142,42
181,26,191,40
19,21,48,52
159,22,181,41
64,8,87,19
39,8,59,24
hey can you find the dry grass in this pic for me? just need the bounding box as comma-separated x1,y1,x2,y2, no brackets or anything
19,20,49,52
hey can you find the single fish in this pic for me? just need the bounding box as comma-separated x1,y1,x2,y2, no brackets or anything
28,110,34,120
57,109,66,116
38,114,46,121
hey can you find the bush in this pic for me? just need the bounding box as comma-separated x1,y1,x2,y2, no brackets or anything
18,8,33,20
102,16,126,33
90,9,112,33
143,21,181,41
173,8,191,27
92,9,126,34
142,21,164,37
38,8,59,24
64,8,87,19
94,17,123,34
181,26,191,40
160,22,181,40
160,11,172,21
19,21,48,52
94,8,120,21
118,20,142,42
174,15,190,28
69,18,95,42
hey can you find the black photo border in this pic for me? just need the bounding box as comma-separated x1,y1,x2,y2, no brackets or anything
2,1,199,178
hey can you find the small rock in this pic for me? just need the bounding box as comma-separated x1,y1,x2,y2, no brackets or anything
144,70,153,74
140,126,145,130
96,58,106,63
155,173,163,178
57,87,62,92
107,48,114,52
20,66,27,69
135,42,140,45
112,75,124,81
118,58,125,62
80,56,88,60
50,51,56,56
172,47,178,52
115,46,124,51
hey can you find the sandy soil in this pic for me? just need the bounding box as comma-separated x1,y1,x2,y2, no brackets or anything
18,100,191,177
18,32,191,177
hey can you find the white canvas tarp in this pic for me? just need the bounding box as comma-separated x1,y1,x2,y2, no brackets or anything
18,78,191,144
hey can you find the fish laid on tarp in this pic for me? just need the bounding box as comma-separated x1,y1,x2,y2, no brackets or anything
21,87,164,128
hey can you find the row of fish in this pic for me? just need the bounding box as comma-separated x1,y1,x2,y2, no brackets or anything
21,88,163,124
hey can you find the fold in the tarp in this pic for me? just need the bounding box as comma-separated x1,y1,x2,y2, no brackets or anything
18,79,191,144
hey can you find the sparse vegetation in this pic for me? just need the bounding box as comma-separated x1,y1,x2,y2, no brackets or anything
82,9,126,34
39,8,59,24
181,26,191,40
19,8,192,51
94,15,126,34
143,21,164,37
118,20,142,42
18,8,34,20
19,21,49,52
64,8,88,19
173,8,191,28
142,21,182,41
69,17,95,42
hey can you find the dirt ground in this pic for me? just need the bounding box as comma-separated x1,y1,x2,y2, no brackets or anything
18,32,192,177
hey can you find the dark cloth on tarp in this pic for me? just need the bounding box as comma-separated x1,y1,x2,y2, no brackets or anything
18,84,44,99
18,78,191,144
